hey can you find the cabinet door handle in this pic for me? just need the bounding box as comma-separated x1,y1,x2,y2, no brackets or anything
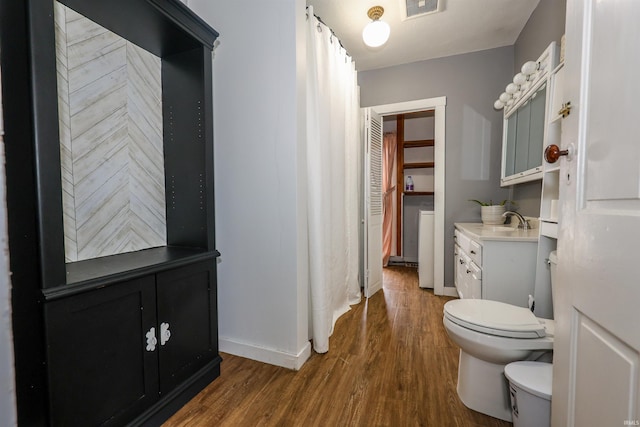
160,322,171,346
145,327,157,352
459,259,464,264
558,101,572,118
466,269,471,274
470,250,476,254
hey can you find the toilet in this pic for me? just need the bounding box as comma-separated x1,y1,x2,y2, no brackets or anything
443,251,558,421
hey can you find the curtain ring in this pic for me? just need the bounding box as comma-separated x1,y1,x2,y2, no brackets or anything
317,23,322,32
330,34,333,44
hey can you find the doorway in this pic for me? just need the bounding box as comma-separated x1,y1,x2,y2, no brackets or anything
383,110,435,266
365,97,450,297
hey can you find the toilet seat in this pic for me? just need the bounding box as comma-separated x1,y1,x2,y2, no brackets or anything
444,299,546,339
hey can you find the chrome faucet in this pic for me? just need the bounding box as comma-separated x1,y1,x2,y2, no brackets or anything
503,211,531,230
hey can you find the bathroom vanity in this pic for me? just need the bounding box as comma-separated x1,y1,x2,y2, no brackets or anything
454,223,538,308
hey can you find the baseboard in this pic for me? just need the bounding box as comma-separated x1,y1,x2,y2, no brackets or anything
220,337,312,371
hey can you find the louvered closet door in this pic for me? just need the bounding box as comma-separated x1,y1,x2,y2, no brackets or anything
364,108,383,298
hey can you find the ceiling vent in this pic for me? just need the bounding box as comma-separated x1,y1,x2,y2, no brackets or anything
401,0,444,20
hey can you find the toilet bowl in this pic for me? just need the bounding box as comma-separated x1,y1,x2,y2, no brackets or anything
443,300,553,421
443,251,558,422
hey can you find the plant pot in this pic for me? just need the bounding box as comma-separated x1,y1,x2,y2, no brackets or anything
481,205,506,225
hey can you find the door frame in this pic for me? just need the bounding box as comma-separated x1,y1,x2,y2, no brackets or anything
367,96,451,296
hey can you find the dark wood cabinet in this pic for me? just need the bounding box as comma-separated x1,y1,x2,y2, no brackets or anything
156,261,218,394
45,277,159,426
44,261,219,426
1,0,221,425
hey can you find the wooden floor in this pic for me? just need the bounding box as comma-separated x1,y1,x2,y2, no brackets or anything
163,267,511,427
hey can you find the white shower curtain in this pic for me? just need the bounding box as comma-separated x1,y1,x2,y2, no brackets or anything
306,7,361,354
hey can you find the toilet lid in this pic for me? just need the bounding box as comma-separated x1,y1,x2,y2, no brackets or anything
444,299,546,338
504,361,553,399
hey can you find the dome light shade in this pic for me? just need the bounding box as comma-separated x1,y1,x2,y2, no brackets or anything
363,20,390,47
362,6,390,48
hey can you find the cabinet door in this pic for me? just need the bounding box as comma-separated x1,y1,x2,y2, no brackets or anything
156,260,218,394
44,277,158,427
514,100,531,174
527,85,546,170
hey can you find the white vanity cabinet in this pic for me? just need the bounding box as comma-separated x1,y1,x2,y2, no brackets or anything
454,224,539,308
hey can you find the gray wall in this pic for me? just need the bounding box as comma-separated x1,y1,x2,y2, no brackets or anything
514,0,567,72
359,46,514,287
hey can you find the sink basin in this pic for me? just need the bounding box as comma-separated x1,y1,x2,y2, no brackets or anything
483,225,516,233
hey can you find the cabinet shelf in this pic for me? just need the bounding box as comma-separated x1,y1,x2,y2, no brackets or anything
404,162,435,169
403,139,434,148
46,246,220,300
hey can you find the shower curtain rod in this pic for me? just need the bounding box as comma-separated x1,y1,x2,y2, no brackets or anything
305,7,352,58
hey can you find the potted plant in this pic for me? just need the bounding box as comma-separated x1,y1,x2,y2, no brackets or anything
469,199,515,225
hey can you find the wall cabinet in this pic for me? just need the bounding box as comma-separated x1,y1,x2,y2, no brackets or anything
500,43,558,186
504,84,547,179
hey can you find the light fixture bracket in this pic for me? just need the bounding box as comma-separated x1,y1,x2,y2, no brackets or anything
367,6,384,20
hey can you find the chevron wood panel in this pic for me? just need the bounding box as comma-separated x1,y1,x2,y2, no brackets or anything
54,2,78,262
127,42,166,248
54,2,166,262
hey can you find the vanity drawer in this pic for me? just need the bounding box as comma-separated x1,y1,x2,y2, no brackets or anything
456,230,471,254
468,240,482,265
457,257,482,300
467,261,482,299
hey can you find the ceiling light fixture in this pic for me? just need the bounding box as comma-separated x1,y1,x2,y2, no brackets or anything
362,6,390,48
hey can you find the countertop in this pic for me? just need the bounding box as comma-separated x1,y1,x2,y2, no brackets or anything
455,222,539,242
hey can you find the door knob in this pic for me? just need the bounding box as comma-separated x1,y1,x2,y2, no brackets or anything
544,144,569,164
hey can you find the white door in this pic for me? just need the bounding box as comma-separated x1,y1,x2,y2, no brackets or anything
364,108,383,298
553,1,640,426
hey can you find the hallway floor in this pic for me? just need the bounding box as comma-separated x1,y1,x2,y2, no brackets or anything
163,266,511,426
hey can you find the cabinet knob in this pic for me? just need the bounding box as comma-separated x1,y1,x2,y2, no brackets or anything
160,322,171,346
544,144,570,164
145,327,157,352
459,259,464,264
470,250,476,254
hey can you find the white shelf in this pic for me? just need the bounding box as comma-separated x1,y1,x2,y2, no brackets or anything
540,221,558,238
